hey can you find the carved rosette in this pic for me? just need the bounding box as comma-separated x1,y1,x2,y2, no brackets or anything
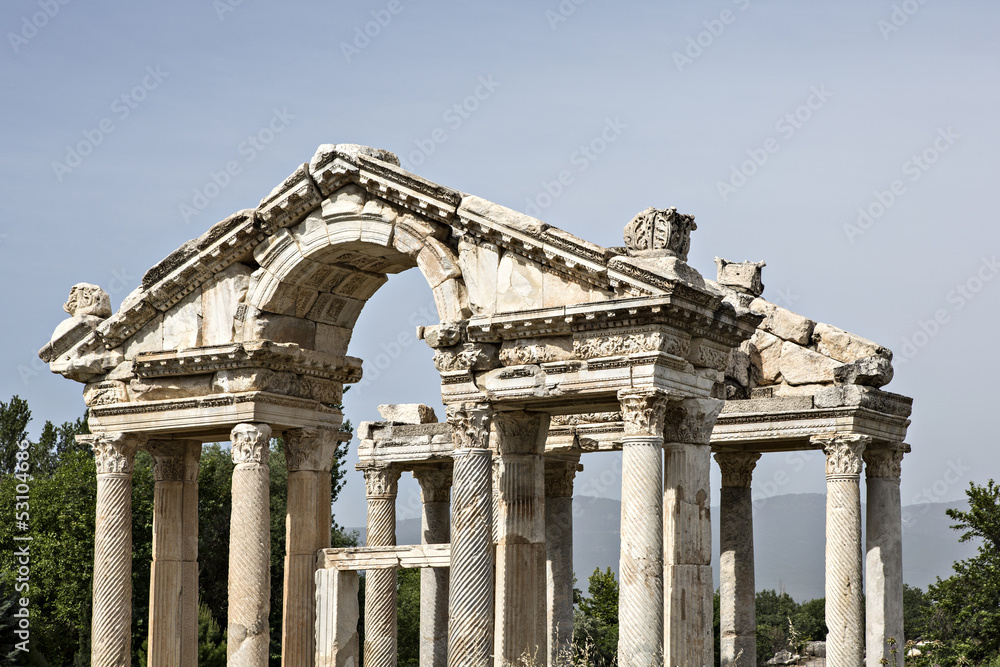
445,403,493,450
231,423,272,466
284,427,340,472
623,207,697,260
618,389,670,438
544,461,580,498
814,434,870,478
863,447,904,479
360,464,401,499
662,397,724,445
413,466,452,504
714,451,761,488
89,433,144,476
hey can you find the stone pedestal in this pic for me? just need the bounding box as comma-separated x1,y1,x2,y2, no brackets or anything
228,423,273,667
315,568,360,667
361,464,401,667
283,427,340,667
715,451,761,667
89,433,144,667
492,411,548,664
147,440,201,667
545,458,579,667
816,434,869,667
662,398,722,667
446,404,495,667
864,447,906,667
617,389,668,667
413,466,452,667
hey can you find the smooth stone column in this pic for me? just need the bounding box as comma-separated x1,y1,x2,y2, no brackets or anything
412,465,452,667
88,432,145,667
148,440,201,667
228,423,273,667
446,403,495,667
617,389,668,667
545,457,580,667
864,446,906,667
360,463,401,667
815,434,869,667
715,451,761,667
662,397,723,667
315,567,360,667
492,411,549,664
283,427,340,667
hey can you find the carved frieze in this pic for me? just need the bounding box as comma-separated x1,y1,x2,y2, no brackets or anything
445,403,493,450
714,451,761,488
433,343,498,372
574,329,688,360
83,381,129,407
231,423,272,465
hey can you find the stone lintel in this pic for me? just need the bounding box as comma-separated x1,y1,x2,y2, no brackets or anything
319,544,452,571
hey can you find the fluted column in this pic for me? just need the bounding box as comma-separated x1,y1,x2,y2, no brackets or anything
413,465,452,667
283,427,340,667
864,446,906,667
715,451,761,667
492,411,548,664
88,432,145,667
446,403,495,667
148,440,201,667
360,463,401,667
815,433,869,667
662,397,722,667
228,422,273,667
545,457,579,667
617,389,668,667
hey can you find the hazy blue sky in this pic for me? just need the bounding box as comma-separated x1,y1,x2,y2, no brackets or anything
3,1,998,536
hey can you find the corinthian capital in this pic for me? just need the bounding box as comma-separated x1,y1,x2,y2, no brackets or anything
231,423,272,465
545,460,581,498
863,446,905,479
149,440,201,482
662,397,724,445
359,464,401,498
445,402,493,450
714,451,761,488
412,466,452,503
284,427,340,472
813,434,870,478
87,432,146,475
618,388,670,438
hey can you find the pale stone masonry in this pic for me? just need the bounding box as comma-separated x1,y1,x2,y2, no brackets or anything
42,143,913,667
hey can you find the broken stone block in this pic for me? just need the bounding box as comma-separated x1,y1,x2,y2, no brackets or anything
714,258,765,296
812,322,891,362
750,330,783,385
750,298,815,345
778,341,842,385
833,356,894,387
377,404,438,424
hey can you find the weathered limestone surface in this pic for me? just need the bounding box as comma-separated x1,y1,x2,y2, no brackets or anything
865,448,906,667
413,466,451,667
377,403,438,424
361,464,401,667
228,423,272,667
546,459,579,667
315,568,360,667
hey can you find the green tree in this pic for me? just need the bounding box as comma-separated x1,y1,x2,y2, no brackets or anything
754,589,800,663
926,479,1000,663
198,602,228,667
396,567,421,667
902,584,931,641
0,396,32,475
574,567,619,665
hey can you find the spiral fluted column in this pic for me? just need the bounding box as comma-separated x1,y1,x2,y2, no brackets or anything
413,465,452,667
446,403,495,667
545,457,580,667
147,440,201,667
228,423,273,667
360,463,401,667
88,432,144,667
864,446,906,667
662,397,722,667
618,389,668,667
715,451,761,667
815,434,869,667
283,427,340,667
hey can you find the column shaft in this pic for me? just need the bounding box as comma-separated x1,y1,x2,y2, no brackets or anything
545,459,578,667
89,433,142,667
818,434,868,667
865,448,905,667
148,440,200,667
716,452,760,667
228,423,272,667
414,467,451,667
361,464,401,667
315,568,360,667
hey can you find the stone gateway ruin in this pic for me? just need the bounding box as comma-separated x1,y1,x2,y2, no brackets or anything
41,144,913,667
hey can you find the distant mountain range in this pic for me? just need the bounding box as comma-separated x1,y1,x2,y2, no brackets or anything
348,493,976,602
